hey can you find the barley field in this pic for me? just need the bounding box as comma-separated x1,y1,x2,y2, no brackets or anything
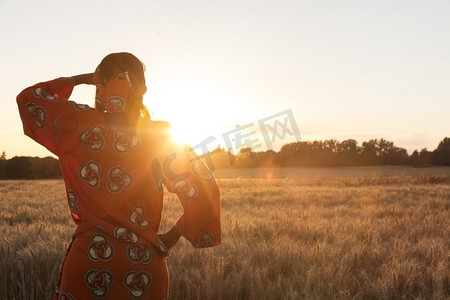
1,167,449,299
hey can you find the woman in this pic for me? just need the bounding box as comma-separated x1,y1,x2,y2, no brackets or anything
16,52,221,299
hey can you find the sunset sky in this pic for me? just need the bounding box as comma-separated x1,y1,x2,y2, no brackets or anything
1,0,449,158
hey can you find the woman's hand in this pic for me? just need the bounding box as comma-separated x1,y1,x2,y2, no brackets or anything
158,222,181,250
69,73,94,86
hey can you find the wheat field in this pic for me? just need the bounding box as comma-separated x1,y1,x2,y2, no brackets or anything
0,170,449,299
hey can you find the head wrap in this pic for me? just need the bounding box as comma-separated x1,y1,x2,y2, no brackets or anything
94,68,146,114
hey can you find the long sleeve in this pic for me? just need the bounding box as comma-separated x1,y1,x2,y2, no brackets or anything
16,77,91,155
152,123,221,248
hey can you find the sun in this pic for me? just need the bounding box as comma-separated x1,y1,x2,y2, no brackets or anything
144,81,246,149
169,123,212,147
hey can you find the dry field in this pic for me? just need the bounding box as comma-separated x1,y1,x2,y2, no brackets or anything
0,168,449,299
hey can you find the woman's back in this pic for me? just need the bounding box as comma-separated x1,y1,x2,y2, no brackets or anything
16,53,221,299
56,109,170,251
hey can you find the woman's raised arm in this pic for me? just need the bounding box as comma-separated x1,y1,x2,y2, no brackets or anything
16,74,95,155
152,123,221,249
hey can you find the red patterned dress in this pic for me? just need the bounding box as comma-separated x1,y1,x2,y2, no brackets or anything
16,77,221,299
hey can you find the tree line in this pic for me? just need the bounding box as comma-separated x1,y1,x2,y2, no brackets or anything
1,137,449,179
0,154,62,179
202,137,450,170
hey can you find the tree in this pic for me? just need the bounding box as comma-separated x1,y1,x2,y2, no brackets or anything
408,150,420,166
338,139,359,154
418,148,432,167
30,156,62,178
0,151,6,179
234,147,255,168
207,146,235,169
337,139,360,166
361,139,381,165
5,156,34,179
432,137,450,166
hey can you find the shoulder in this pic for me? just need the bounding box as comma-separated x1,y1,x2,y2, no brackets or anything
60,101,103,126
139,119,173,146
143,120,172,136
149,120,171,130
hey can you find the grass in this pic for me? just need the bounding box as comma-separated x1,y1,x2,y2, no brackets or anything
0,170,449,299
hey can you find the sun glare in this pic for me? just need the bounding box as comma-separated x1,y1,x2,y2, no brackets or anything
145,81,250,149
169,124,210,146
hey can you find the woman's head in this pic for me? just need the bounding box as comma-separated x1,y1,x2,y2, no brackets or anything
94,52,149,119
96,52,146,90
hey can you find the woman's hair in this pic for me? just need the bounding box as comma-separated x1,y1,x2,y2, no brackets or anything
96,52,150,120
97,52,146,89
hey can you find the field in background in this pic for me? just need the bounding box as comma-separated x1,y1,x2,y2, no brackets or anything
0,167,449,299
213,166,450,178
